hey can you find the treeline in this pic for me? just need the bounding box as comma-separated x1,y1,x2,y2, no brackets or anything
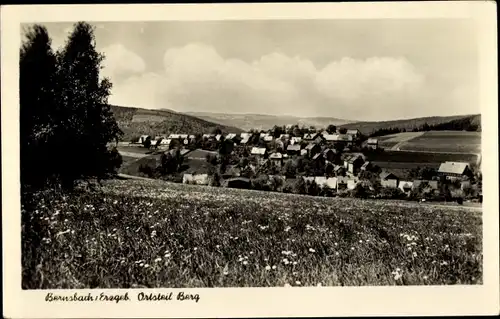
20,22,123,191
368,116,480,138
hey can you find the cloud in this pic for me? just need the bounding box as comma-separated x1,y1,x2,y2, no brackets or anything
100,44,146,79
105,42,469,120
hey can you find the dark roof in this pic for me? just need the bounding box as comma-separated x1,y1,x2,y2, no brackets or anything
380,171,399,180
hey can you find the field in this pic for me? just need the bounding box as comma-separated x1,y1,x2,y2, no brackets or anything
399,131,481,153
365,150,478,165
378,131,481,154
22,178,482,289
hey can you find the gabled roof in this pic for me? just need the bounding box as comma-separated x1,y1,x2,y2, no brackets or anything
323,148,335,154
290,137,302,142
269,152,283,159
240,137,250,144
287,144,301,151
380,171,399,180
305,144,319,150
215,134,222,141
251,147,267,155
189,135,196,139
361,161,371,169
279,134,290,139
323,134,338,141
264,135,274,141
300,149,308,156
367,138,378,144
438,161,470,175
169,134,181,139
303,133,318,140
240,132,252,138
202,133,214,138
312,153,323,160
226,133,237,140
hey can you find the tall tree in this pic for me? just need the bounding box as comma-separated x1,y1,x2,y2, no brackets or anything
20,25,58,189
56,22,122,188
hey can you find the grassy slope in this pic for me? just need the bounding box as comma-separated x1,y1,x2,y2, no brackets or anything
111,105,243,141
340,114,481,135
22,178,482,288
185,112,354,131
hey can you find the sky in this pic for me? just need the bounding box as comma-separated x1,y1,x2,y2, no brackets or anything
28,19,479,121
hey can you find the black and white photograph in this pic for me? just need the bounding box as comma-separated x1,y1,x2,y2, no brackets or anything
2,2,499,318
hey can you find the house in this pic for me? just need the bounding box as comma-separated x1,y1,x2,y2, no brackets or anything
323,148,336,162
303,133,318,141
269,152,283,168
290,137,302,144
160,138,171,146
202,133,215,140
240,137,250,145
346,129,361,139
287,144,301,155
313,134,325,145
366,138,379,150
312,153,326,167
322,134,338,143
343,153,365,175
360,161,372,171
225,133,237,140
333,165,344,176
215,134,223,141
438,161,473,180
179,134,188,139
264,135,274,142
251,147,267,157
305,144,321,157
225,177,251,189
398,181,414,194
182,173,210,185
260,132,268,138
240,132,252,139
300,149,308,156
380,171,399,188
138,135,150,144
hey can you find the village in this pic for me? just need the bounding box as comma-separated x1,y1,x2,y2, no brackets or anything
121,125,481,204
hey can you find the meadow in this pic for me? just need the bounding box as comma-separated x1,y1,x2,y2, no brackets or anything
21,178,482,289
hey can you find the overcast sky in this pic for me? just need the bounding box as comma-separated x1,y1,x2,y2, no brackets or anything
31,19,478,121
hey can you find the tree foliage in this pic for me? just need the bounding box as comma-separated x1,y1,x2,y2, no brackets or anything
20,22,123,190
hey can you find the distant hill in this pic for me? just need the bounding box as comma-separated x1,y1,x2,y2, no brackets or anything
110,105,243,142
185,112,354,131
339,114,481,135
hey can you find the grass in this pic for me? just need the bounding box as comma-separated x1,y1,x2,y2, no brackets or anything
22,178,482,289
365,150,478,164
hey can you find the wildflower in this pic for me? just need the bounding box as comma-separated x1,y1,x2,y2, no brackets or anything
272,265,277,270
440,261,448,266
309,248,316,253
154,257,162,263
317,283,322,287
193,247,198,251
113,200,118,205
243,261,248,266
335,252,339,256
151,231,157,237
359,240,363,243
284,283,291,288
164,253,171,258
295,281,302,286
412,252,418,258
144,264,150,268
351,247,355,251
423,276,428,280
223,270,229,276
284,226,291,232
216,245,220,249
293,261,298,265
265,265,271,271
139,262,144,267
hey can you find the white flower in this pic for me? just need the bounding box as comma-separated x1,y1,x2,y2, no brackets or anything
265,265,271,271
309,248,316,253
284,283,291,288
154,257,162,263
295,281,302,286
272,265,277,270
243,261,248,265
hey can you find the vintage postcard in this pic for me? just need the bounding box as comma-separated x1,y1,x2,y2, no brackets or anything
2,2,499,318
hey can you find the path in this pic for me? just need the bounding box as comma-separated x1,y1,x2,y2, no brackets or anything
390,132,426,151
118,151,150,159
